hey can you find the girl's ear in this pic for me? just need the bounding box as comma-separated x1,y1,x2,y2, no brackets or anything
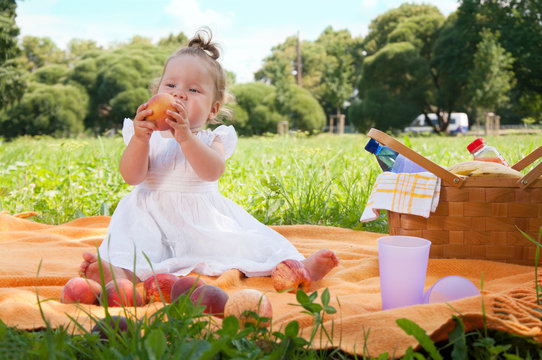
208,101,220,120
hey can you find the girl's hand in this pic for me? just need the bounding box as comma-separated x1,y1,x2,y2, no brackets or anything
133,103,156,142
166,100,193,144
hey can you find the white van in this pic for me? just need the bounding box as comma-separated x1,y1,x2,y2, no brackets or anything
404,113,469,134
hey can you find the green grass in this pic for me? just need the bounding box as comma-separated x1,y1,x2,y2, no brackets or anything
0,132,541,359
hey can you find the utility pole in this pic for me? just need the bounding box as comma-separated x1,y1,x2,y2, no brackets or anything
296,31,302,87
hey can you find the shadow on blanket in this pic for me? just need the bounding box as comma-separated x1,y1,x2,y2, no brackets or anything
0,213,541,357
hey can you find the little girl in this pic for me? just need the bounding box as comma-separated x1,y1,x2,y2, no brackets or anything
80,29,338,285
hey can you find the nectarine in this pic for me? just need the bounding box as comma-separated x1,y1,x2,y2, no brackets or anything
170,276,206,303
224,289,272,327
60,277,102,305
101,278,144,307
146,93,176,131
143,273,178,303
189,284,229,318
271,259,311,293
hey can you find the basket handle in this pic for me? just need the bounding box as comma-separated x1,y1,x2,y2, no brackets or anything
512,145,542,189
367,128,465,188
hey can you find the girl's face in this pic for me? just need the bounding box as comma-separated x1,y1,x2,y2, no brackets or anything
157,55,220,129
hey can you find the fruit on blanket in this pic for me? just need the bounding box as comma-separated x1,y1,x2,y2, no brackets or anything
91,315,130,339
146,93,176,131
271,259,311,293
224,289,272,327
143,273,179,303
102,278,144,307
60,277,102,304
189,284,229,318
447,161,522,178
170,276,207,302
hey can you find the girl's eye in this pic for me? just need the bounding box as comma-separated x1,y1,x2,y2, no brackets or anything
166,83,175,88
189,88,199,93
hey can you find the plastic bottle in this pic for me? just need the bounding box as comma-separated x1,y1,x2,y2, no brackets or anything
467,138,509,166
391,154,428,173
364,138,398,171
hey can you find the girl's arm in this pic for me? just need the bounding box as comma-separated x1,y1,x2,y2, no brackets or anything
165,101,226,181
119,104,156,185
179,137,226,181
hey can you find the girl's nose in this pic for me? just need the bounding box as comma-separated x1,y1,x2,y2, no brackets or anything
174,90,187,100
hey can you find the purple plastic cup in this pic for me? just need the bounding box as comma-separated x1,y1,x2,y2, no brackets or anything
423,276,480,304
378,236,431,310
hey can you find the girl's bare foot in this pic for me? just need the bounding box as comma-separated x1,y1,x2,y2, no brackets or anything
302,249,339,281
79,251,137,284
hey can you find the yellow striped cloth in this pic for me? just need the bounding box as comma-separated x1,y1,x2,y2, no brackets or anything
360,172,441,222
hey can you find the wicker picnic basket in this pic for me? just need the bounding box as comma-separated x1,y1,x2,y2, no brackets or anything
368,128,542,265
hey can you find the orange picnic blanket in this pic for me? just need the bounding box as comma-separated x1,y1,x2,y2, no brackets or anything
0,213,541,358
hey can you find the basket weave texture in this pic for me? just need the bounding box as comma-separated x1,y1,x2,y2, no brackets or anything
368,129,542,265
388,183,542,265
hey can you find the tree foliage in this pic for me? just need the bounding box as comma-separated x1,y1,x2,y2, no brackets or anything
0,0,26,109
467,29,516,117
2,0,541,138
350,4,444,132
230,82,325,135
0,82,89,138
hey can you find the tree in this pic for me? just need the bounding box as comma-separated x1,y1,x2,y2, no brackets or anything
20,35,67,71
467,29,516,124
363,3,444,56
67,43,169,132
230,82,325,135
230,82,281,135
351,4,444,132
316,27,355,120
32,64,70,85
355,42,431,131
66,39,102,65
0,0,26,109
433,0,541,124
0,82,88,138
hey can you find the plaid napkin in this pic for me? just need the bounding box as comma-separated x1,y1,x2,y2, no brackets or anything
360,172,441,222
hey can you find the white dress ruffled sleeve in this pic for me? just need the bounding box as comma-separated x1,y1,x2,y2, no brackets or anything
121,118,135,145
210,125,237,159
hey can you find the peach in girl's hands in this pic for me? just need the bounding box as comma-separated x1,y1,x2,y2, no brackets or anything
146,93,176,131
60,277,102,304
143,273,179,303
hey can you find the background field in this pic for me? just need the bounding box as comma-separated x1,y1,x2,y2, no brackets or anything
1,133,539,231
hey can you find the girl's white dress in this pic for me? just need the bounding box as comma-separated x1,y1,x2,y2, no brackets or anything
98,119,304,280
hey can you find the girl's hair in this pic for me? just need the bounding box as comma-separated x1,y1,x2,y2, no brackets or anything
151,28,233,123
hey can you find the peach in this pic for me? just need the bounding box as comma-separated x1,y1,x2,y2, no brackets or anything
146,93,176,131
91,315,130,340
170,276,207,303
143,273,179,303
189,284,229,318
60,277,102,305
101,278,144,307
224,289,272,327
271,259,312,293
